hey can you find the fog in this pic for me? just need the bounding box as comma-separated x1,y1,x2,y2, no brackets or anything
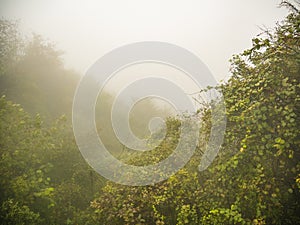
0,0,289,81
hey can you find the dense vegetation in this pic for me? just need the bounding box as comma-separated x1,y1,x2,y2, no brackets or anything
0,2,299,224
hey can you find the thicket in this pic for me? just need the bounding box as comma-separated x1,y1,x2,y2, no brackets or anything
0,2,299,224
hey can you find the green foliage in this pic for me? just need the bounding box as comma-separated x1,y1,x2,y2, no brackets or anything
91,168,202,225
201,205,248,225
1,2,299,225
0,96,105,224
90,3,300,224
0,19,170,224
200,3,300,224
0,96,54,223
0,199,41,225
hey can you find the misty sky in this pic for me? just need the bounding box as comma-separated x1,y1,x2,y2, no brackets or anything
0,0,289,82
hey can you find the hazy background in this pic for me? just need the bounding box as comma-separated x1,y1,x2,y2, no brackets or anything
0,0,289,82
